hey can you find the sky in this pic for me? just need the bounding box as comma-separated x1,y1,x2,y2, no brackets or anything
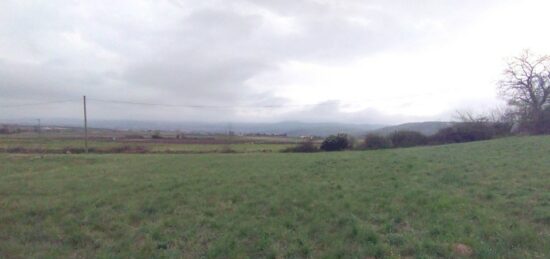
2,0,550,125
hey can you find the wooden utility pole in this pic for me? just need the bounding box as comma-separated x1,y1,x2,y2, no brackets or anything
83,95,88,154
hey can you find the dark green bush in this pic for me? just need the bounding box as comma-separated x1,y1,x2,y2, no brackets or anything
388,131,428,148
525,107,550,134
363,134,392,149
431,122,511,144
283,140,319,153
320,134,350,151
151,130,162,139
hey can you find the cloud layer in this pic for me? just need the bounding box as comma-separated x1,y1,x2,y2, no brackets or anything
1,0,550,124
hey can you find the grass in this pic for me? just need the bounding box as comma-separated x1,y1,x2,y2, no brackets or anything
0,136,549,258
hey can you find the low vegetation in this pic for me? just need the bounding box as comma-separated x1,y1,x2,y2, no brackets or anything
358,120,515,151
282,140,319,153
430,121,511,144
388,130,428,148
0,135,295,154
363,133,392,150
0,136,549,258
320,134,350,151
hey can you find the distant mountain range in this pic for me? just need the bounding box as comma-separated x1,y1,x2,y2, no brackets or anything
371,121,453,136
1,119,452,137
87,120,385,137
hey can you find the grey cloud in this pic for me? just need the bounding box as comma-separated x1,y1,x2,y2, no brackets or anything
0,0,505,123
0,60,97,101
270,101,431,125
123,56,274,104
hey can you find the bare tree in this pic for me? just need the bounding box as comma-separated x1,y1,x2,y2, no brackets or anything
499,50,550,132
454,111,488,123
455,106,516,124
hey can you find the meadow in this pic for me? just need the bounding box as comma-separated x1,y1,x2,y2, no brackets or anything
0,133,296,154
0,136,549,258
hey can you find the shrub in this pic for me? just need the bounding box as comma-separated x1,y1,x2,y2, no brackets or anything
124,134,145,139
363,134,392,149
320,134,350,151
151,130,162,139
106,145,149,153
6,147,28,153
61,147,99,154
219,145,237,153
431,122,511,144
388,131,427,148
283,140,319,153
492,122,513,136
541,108,550,134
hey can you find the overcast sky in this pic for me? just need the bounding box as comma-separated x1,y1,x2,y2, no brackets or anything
2,0,550,125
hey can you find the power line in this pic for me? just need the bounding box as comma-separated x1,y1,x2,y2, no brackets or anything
87,98,313,109
1,97,318,110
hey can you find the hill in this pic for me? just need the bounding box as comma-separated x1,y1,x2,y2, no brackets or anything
87,120,384,137
370,121,452,136
1,136,548,257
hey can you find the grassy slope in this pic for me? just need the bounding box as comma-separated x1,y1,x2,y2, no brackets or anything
0,136,549,258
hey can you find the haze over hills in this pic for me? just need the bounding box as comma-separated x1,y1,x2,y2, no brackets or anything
2,118,452,137
371,121,453,136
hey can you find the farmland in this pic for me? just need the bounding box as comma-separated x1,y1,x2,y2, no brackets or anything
0,130,298,154
0,136,549,258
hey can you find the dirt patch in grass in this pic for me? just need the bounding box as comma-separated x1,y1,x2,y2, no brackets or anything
452,243,473,257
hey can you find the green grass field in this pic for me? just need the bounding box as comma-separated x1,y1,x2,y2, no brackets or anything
1,136,549,258
0,137,295,153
